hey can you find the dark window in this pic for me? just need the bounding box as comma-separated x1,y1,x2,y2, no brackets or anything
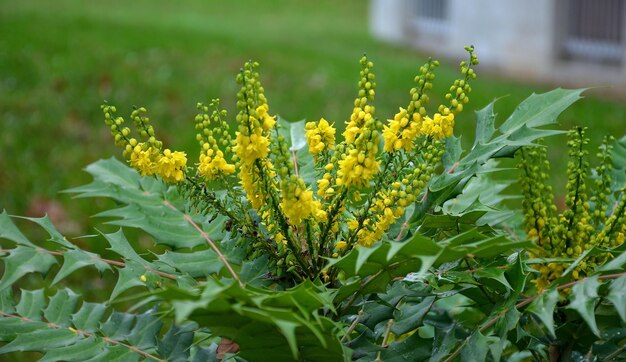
561,0,625,64
415,0,448,21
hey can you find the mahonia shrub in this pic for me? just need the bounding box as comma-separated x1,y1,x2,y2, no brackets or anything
102,49,479,283
1,48,625,362
519,128,626,289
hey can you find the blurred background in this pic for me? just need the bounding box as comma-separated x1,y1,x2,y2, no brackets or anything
1,0,626,236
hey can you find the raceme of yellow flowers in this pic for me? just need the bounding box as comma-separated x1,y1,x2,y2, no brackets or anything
103,48,479,278
519,127,626,290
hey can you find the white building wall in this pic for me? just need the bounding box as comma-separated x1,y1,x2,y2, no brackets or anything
370,0,626,90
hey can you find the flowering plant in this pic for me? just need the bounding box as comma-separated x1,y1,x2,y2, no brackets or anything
0,48,625,361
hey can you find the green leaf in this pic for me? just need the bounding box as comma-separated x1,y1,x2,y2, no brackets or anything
597,250,626,272
0,289,14,315
16,215,73,248
82,344,140,362
72,302,108,333
390,296,436,335
499,88,585,133
475,268,512,292
474,101,496,146
460,330,489,362
413,89,583,222
100,311,136,341
38,337,105,362
162,280,345,362
607,274,626,321
240,255,271,287
0,329,81,354
157,324,195,362
0,211,35,247
44,289,80,327
102,229,150,267
0,247,57,291
127,308,163,350
109,260,145,301
53,249,111,285
15,289,46,321
380,330,432,361
567,276,601,337
527,288,559,337
157,249,223,278
443,135,462,170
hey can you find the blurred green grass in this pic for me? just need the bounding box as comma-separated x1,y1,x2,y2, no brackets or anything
2,0,626,232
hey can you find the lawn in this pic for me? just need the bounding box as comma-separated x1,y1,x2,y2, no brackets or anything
2,0,626,233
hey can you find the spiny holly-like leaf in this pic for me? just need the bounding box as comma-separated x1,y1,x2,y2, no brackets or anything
460,330,490,361
567,276,601,337
163,279,345,362
102,229,150,267
379,330,432,361
0,211,35,247
607,274,626,321
37,337,105,362
0,329,82,354
157,323,195,362
15,289,46,321
109,260,146,301
500,88,586,133
1,289,198,361
71,302,108,333
127,308,164,350
413,89,583,222
475,267,512,292
43,289,81,327
156,249,223,278
474,100,497,147
67,158,226,250
0,290,14,315
15,215,73,248
443,135,462,169
0,246,57,291
240,255,271,287
331,230,528,303
526,288,559,337
390,296,436,335
52,249,111,285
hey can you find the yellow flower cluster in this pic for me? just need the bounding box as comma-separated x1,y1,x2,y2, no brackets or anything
195,101,236,180
128,144,187,183
198,150,235,179
420,113,455,140
280,175,316,225
382,107,422,152
235,122,271,166
337,146,379,188
103,105,187,183
305,118,336,155
156,149,188,183
350,188,407,247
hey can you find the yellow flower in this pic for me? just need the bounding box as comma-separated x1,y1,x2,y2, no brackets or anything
129,143,157,176
234,127,270,166
337,148,378,188
280,177,315,225
156,149,187,183
257,104,276,131
343,105,373,144
305,118,336,155
198,150,236,180
382,108,422,152
421,113,455,140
